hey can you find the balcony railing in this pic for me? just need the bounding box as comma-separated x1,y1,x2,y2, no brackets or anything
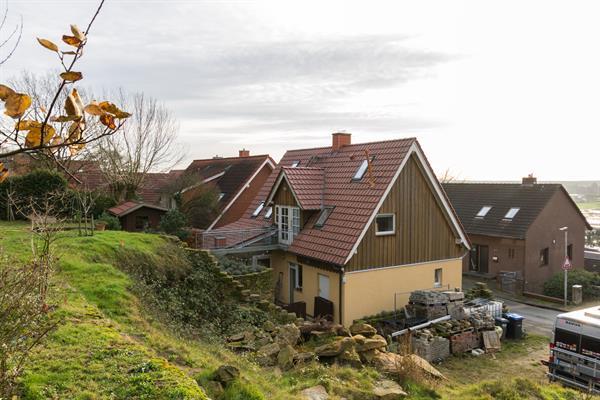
196,226,278,250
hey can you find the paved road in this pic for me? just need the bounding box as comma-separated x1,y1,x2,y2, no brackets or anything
499,298,560,338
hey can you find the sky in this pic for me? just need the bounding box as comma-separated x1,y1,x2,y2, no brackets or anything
0,0,599,180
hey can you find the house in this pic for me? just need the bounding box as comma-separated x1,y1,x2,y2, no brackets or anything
181,150,275,229
107,201,168,232
584,247,600,272
200,133,470,326
443,178,592,293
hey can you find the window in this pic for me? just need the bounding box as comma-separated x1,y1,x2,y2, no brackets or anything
352,158,372,181
540,247,549,266
476,206,492,218
581,335,600,359
504,207,520,220
292,207,300,235
264,206,272,219
567,244,573,260
218,192,225,201
315,206,334,228
135,215,149,231
434,268,443,288
252,201,265,217
290,263,302,290
291,160,300,168
554,328,579,352
276,206,300,244
375,213,395,236
508,248,515,259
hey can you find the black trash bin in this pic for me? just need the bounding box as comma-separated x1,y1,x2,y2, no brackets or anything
504,312,524,339
494,317,509,339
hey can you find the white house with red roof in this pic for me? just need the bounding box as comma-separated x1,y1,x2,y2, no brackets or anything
201,133,470,326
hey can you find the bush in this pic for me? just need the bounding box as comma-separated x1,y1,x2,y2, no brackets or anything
543,269,600,300
92,193,117,217
98,211,121,230
217,256,266,275
159,209,188,240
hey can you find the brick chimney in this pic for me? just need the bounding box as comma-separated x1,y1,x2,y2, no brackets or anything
239,149,250,158
332,132,351,151
522,174,537,185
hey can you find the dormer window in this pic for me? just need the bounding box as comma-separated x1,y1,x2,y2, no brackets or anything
504,207,520,220
218,192,225,201
291,160,300,168
353,159,369,181
476,206,492,218
315,206,334,228
252,201,265,218
264,206,272,219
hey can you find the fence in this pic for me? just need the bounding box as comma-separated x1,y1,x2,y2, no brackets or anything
194,226,277,249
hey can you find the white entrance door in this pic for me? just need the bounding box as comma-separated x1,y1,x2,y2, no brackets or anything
318,274,330,300
276,206,300,245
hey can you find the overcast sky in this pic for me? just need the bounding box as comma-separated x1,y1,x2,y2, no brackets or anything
1,0,598,180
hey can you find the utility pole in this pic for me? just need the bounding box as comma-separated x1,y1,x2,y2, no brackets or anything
560,226,569,307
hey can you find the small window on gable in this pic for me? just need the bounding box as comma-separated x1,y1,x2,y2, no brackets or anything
264,206,272,219
218,192,225,201
352,158,373,181
476,206,492,218
540,247,549,266
375,213,395,236
315,206,334,228
504,207,520,220
252,201,264,218
291,160,300,168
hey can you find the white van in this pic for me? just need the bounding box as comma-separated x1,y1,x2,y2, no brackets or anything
547,306,600,393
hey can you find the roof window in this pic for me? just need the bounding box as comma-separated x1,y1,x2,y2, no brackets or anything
264,206,273,219
291,160,300,168
251,201,265,218
476,206,492,218
352,158,372,181
504,207,520,220
218,193,225,201
315,206,334,228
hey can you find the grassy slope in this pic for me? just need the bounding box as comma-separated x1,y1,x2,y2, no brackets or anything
2,222,589,399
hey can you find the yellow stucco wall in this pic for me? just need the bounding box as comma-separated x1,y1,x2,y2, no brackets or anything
341,258,463,326
271,250,341,323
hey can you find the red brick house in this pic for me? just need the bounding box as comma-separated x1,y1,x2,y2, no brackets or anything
181,150,275,229
443,178,592,293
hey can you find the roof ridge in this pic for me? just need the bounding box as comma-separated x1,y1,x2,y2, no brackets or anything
190,154,270,162
282,166,324,171
284,137,416,154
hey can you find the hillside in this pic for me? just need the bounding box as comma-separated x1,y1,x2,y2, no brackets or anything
1,222,585,399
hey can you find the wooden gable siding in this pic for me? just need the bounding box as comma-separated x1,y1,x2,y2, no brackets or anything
273,179,298,207
346,155,463,272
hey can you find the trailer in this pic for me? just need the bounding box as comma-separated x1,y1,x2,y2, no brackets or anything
547,306,600,394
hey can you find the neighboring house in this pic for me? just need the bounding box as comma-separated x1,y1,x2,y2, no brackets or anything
181,150,275,229
201,133,470,326
107,201,168,232
584,247,600,272
443,178,592,293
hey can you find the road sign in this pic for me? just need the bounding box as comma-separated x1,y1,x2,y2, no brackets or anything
562,256,573,271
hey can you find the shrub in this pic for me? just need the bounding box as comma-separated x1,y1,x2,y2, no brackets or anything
92,193,117,217
221,381,265,400
159,209,189,240
98,211,121,230
217,256,266,275
543,269,600,300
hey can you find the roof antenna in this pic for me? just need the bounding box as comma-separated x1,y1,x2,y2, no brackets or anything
365,149,375,188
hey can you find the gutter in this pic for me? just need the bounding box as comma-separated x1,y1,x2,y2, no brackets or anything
339,267,344,325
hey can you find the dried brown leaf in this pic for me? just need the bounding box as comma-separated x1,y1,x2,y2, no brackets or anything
51,115,82,123
64,89,83,117
99,101,132,119
60,71,83,82
0,84,15,101
4,93,32,119
62,35,81,47
37,38,59,52
99,114,116,130
84,101,104,116
70,24,86,41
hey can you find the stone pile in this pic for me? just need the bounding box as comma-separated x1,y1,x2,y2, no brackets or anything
411,334,450,362
406,290,449,320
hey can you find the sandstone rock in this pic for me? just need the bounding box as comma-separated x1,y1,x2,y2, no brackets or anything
335,325,351,337
370,352,445,380
350,322,377,337
205,380,224,397
262,320,277,333
276,323,301,346
277,344,297,371
256,343,281,366
355,334,387,353
315,337,354,357
214,365,239,385
358,349,380,364
353,334,366,345
373,380,407,399
301,385,329,400
337,348,363,368
226,332,245,342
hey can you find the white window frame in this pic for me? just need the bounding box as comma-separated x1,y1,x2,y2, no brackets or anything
218,192,226,201
504,207,520,220
291,160,300,168
434,268,443,288
264,206,273,219
276,205,300,244
375,213,395,236
252,201,265,218
476,206,492,218
289,262,302,290
352,159,369,180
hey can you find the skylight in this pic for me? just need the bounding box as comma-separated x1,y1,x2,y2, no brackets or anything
218,193,225,201
504,207,520,219
352,159,369,180
252,201,265,218
264,206,273,219
315,206,334,228
291,160,300,168
476,206,492,218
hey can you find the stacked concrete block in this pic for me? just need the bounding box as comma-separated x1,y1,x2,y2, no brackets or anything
411,335,450,362
407,290,449,320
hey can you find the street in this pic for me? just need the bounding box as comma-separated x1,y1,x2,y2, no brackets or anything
500,298,560,338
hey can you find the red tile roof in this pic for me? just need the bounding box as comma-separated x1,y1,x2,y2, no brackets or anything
268,167,325,210
107,201,168,217
212,138,423,265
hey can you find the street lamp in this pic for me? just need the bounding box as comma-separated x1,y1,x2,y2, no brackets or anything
560,226,568,307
